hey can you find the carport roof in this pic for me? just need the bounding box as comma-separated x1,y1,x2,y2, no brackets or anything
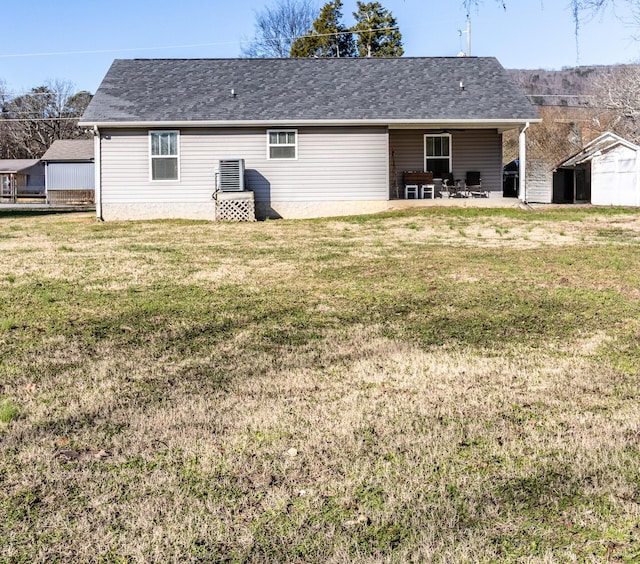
0,159,41,173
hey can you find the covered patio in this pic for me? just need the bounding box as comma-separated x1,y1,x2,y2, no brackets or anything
0,160,45,203
389,126,527,202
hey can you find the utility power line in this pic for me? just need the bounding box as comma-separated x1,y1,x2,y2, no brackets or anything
0,27,400,60
0,117,81,122
0,42,241,59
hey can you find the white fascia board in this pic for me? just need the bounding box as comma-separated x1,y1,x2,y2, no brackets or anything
79,118,541,129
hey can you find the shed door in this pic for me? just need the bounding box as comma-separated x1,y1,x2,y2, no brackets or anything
575,165,591,202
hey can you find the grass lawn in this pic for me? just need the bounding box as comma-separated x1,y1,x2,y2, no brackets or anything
1,207,639,562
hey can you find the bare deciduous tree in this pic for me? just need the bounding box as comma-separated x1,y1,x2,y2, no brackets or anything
0,79,11,159
590,64,640,142
464,0,640,32
1,80,92,159
242,0,318,58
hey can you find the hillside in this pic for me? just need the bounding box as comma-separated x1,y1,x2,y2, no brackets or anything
506,66,609,107
503,65,639,164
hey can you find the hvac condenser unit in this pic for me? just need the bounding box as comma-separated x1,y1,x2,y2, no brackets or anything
217,158,245,192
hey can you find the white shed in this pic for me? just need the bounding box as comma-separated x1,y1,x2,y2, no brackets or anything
554,132,640,206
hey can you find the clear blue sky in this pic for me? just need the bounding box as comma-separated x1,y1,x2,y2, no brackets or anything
1,0,638,94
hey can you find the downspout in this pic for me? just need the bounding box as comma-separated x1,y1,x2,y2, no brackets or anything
518,121,530,203
93,125,102,220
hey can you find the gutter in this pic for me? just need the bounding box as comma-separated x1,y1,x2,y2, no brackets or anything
79,118,541,129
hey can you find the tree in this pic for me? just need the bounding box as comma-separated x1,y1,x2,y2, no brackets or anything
464,0,640,34
352,2,403,57
590,64,640,143
290,0,355,57
242,0,318,58
1,80,92,159
0,80,10,159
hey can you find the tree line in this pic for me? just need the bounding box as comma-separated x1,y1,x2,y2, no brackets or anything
242,0,403,58
0,80,92,160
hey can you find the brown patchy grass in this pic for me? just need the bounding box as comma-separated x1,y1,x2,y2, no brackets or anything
1,207,640,562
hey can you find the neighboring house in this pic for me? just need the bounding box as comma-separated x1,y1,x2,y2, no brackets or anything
41,139,95,205
553,132,640,206
79,57,539,221
0,160,45,202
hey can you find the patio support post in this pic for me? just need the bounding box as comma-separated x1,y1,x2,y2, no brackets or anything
518,121,530,202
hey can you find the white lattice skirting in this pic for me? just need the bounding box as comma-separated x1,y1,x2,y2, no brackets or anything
215,191,256,222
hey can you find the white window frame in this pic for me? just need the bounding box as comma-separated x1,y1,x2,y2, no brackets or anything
267,129,298,160
149,130,180,182
424,133,452,175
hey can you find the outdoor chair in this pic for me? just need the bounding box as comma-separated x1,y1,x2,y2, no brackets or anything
419,171,435,199
465,171,489,198
438,173,455,198
420,183,435,199
404,184,419,199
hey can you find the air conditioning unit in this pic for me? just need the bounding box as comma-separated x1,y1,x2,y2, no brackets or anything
217,158,245,192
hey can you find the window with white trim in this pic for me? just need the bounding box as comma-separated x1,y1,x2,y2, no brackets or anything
424,133,452,177
150,131,179,181
267,129,297,160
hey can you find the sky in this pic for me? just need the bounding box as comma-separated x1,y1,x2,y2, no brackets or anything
1,0,639,95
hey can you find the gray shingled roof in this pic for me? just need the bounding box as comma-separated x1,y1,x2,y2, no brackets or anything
41,139,94,161
81,57,538,125
0,159,41,173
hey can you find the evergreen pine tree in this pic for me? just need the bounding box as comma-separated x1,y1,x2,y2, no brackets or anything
352,1,403,57
290,0,355,57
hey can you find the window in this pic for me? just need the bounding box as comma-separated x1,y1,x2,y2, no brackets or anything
424,133,452,177
150,131,179,181
267,129,297,160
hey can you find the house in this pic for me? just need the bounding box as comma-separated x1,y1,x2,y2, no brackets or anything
553,132,640,206
0,160,45,202
79,57,540,221
41,139,95,205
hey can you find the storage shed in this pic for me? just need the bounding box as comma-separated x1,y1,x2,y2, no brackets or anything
41,139,95,205
553,132,640,206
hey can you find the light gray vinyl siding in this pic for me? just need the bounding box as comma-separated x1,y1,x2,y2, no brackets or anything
390,129,503,192
525,160,553,203
99,127,389,204
47,162,95,190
